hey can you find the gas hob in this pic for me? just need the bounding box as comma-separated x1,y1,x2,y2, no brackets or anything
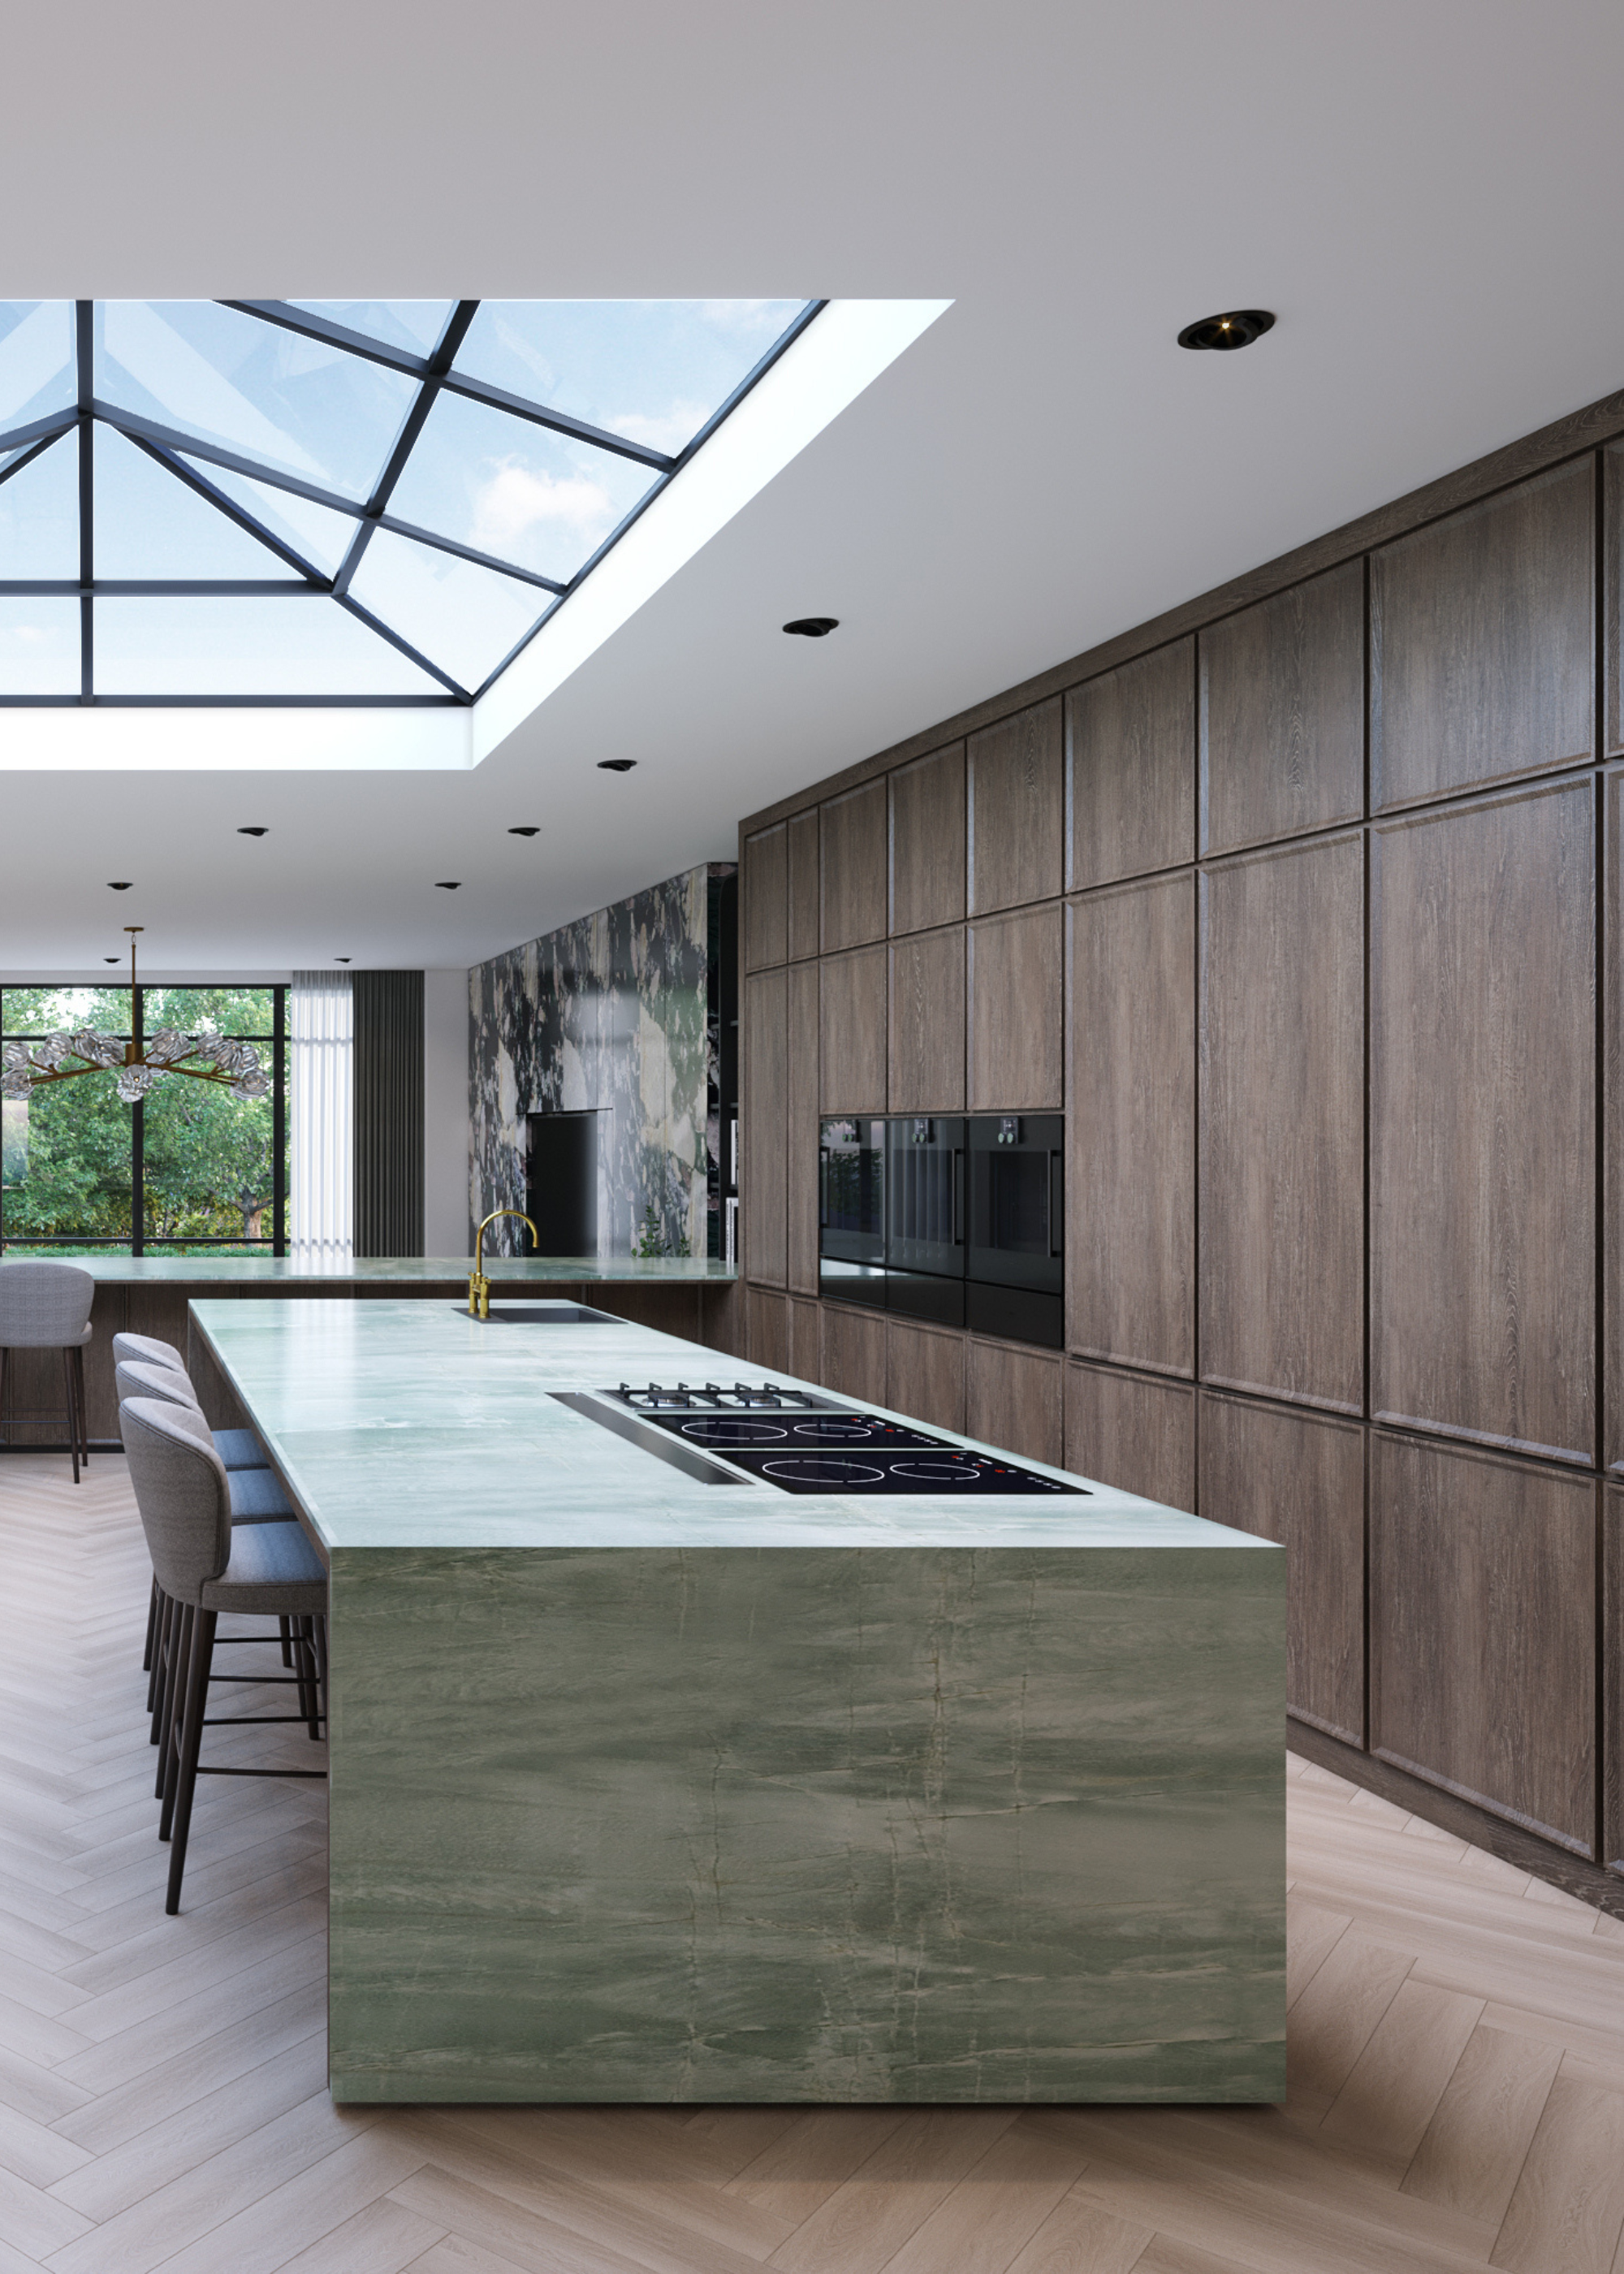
590,1381,1087,1495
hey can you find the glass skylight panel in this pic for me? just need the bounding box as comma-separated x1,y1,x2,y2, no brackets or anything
179,459,357,580
385,387,659,583
94,301,417,503
93,597,444,696
0,302,74,434
94,427,304,581
0,438,78,580
287,301,456,358
0,599,79,694
452,300,808,455
347,530,550,694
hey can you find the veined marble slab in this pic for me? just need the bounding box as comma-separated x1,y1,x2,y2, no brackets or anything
4,1253,733,1284
188,1298,1285,2104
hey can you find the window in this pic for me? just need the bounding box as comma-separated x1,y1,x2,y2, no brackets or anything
0,984,286,1254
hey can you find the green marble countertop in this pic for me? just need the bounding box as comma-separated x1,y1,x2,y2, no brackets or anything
190,1297,1277,1557
0,1254,734,1284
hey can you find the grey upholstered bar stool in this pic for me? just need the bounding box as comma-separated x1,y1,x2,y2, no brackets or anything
0,1260,95,1481
121,1394,327,1914
111,1333,268,1471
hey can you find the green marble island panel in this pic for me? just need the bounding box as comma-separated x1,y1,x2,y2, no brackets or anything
188,1299,1285,2103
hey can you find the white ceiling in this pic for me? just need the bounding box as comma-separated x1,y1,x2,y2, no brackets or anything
5,0,1624,972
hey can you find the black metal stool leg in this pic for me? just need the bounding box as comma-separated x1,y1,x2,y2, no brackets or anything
61,1349,80,1484
74,1346,89,1469
143,1576,159,1675
158,1603,196,1840
165,1609,216,1911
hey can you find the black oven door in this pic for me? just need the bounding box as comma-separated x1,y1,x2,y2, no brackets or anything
883,1116,965,1326
818,1118,888,1308
965,1114,1063,1345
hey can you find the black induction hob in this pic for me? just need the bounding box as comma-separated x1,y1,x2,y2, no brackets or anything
593,1381,1087,1495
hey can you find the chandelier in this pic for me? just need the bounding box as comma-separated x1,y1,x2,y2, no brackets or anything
0,930,270,1107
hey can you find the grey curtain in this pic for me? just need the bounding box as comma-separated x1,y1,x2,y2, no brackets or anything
352,971,424,1257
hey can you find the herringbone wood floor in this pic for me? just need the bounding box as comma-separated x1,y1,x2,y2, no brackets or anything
1,1453,1622,2274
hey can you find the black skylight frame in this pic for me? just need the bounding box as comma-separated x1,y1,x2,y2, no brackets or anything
0,298,824,708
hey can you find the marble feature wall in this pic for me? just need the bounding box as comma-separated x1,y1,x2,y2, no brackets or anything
470,864,734,1257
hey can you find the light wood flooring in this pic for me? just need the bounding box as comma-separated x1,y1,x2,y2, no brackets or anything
1,1449,1622,2274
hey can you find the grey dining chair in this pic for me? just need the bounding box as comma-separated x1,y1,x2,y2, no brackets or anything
120,1394,327,1915
0,1260,95,1482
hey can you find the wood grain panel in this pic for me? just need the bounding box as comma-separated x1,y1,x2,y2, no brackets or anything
820,780,888,953
967,906,1062,1111
787,810,820,961
819,946,887,1113
749,1287,789,1374
789,1297,821,1386
1371,779,1595,1463
1200,1393,1365,1745
1371,458,1595,811
786,961,820,1295
1607,767,1624,1472
821,1301,885,1403
1199,560,1365,854
1064,1361,1194,1511
1199,833,1364,1413
1068,638,1195,889
889,742,965,936
888,927,965,1112
967,698,1063,913
742,823,788,971
886,1318,966,1435
1607,1487,1624,1874
1067,875,1195,1375
743,966,788,1286
966,1338,1063,1468
1371,1432,1596,1852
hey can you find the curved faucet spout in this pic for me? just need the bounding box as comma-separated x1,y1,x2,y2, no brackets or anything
469,1208,538,1319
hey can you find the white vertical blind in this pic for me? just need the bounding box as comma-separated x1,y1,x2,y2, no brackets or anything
290,973,353,1269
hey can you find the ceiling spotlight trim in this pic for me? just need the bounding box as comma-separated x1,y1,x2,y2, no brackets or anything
783,616,839,638
597,759,637,772
1177,309,1276,352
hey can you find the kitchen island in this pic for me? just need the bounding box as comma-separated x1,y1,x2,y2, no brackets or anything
189,1296,1285,2105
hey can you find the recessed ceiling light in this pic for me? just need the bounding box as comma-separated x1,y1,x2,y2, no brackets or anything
597,759,637,773
107,881,133,891
237,826,269,837
434,880,461,889
335,957,352,963
783,617,839,638
1177,309,1275,352
103,957,119,964
508,825,540,837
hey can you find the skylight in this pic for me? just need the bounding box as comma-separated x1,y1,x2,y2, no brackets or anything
0,299,816,705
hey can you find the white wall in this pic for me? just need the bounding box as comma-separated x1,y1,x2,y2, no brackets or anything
422,968,472,1257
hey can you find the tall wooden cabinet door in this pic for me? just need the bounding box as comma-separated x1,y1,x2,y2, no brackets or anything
967,906,1062,1109
1068,875,1195,1376
821,780,888,953
742,967,788,1286
967,698,1063,913
823,1303,885,1403
819,946,887,1113
1607,443,1624,757
889,927,965,1111
1201,1394,1365,1747
1371,778,1595,1465
1200,833,1364,1414
789,1298,822,1386
1068,638,1195,889
887,1319,966,1434
1371,458,1594,813
787,811,821,960
890,742,965,936
1199,560,1365,854
1371,1433,1596,1852
1605,1486,1624,1873
1064,1362,1194,1512
742,824,788,970
749,1288,789,1373
1606,767,1624,1473
786,962,821,1293
966,1339,1063,1468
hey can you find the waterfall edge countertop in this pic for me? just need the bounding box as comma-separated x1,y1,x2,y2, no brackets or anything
186,1298,1286,2107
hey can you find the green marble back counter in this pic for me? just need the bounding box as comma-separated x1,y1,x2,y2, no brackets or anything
190,1298,1285,2106
0,1254,736,1448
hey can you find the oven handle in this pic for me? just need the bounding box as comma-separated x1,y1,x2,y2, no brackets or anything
1048,1149,1064,1258
952,1148,965,1245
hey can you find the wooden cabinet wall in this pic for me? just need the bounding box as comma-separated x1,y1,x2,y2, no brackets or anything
739,426,1624,1876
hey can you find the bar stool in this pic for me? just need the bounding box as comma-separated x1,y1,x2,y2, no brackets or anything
111,1334,270,1472
120,1394,327,1915
0,1261,94,1481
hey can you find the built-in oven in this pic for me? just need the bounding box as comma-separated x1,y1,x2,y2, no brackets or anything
965,1114,1064,1347
818,1118,887,1309
883,1116,965,1326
